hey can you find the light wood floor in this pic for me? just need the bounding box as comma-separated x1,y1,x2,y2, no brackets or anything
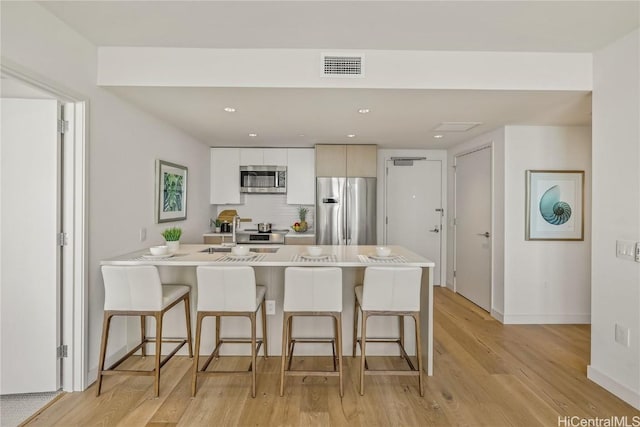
26,287,638,426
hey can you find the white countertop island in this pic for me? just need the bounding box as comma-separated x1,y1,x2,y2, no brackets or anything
101,244,435,375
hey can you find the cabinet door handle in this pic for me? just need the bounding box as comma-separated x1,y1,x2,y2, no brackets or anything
477,232,490,238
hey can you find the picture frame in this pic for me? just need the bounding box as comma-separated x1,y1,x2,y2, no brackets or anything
156,160,187,223
525,170,584,241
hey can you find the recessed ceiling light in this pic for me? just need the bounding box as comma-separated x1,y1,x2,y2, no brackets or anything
223,107,236,113
433,134,444,139
249,133,257,137
347,134,356,138
358,108,370,114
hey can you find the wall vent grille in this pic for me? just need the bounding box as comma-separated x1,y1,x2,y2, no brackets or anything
322,54,364,77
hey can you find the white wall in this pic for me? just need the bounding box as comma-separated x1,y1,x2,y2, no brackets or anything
447,125,591,323
447,128,506,316
589,29,640,409
503,126,591,324
1,2,213,385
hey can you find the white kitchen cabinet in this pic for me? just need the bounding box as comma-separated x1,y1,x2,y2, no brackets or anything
240,148,288,166
210,148,241,204
287,148,315,205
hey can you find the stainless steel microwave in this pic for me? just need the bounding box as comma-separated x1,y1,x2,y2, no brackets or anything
239,165,287,193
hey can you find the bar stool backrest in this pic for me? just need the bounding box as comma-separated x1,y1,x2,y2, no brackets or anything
101,265,164,311
197,266,257,312
362,267,422,311
284,267,342,312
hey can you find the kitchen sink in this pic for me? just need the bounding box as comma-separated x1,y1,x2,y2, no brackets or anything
200,247,280,254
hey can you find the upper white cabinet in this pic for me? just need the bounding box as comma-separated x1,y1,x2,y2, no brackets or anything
240,148,287,166
287,148,315,205
210,148,241,204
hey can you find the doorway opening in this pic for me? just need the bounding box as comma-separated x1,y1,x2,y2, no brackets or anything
0,64,87,393
453,145,492,312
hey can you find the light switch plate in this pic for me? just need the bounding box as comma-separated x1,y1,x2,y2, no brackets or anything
615,323,631,347
616,240,636,261
139,228,147,242
266,300,276,315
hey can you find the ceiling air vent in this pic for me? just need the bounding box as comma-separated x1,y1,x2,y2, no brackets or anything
322,54,364,78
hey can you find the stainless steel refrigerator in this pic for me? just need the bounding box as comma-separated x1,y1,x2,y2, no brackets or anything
316,177,376,245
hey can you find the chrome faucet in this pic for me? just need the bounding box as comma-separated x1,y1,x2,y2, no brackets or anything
232,215,240,244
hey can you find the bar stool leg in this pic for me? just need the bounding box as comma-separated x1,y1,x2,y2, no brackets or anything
359,312,368,396
140,315,146,357
191,312,204,397
184,294,193,358
336,313,344,398
399,315,405,358
215,316,221,356
279,312,290,396
250,313,257,398
352,298,359,357
414,313,424,397
261,298,268,358
154,313,163,397
96,312,112,396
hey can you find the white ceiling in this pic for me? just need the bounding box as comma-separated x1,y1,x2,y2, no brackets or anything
38,1,638,149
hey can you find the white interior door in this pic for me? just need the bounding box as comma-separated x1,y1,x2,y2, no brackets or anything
386,159,442,285
1,98,61,393
455,147,491,311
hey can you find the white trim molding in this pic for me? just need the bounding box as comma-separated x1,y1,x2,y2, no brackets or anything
588,365,640,410
491,309,504,323
502,313,591,324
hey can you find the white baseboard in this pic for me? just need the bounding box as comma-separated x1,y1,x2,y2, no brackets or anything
87,344,128,385
491,309,504,323
587,365,640,410
502,313,590,324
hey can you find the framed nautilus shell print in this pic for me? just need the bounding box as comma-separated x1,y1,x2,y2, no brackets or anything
525,170,584,241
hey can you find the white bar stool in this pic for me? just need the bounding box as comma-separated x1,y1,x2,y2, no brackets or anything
96,265,193,397
280,267,343,397
352,266,424,396
192,266,267,398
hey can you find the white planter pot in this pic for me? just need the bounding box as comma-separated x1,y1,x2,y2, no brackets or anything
165,240,180,254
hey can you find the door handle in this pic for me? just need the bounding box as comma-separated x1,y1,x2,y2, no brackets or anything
429,226,440,233
477,232,490,238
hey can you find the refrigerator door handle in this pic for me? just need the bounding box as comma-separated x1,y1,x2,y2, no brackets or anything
323,198,339,203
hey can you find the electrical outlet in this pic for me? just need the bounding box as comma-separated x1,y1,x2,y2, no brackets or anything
615,323,630,347
266,300,276,315
139,228,147,242
616,240,635,261
635,242,640,262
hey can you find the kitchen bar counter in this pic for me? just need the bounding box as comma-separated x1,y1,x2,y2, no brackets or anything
101,244,434,375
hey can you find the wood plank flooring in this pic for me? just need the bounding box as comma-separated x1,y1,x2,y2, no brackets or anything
26,287,638,426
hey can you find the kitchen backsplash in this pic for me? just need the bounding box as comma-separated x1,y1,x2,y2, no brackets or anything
213,195,314,231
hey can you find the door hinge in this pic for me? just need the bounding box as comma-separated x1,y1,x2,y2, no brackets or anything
385,216,388,225
453,218,457,226
57,232,68,247
57,119,69,134
453,270,456,278
57,345,68,358
386,167,388,176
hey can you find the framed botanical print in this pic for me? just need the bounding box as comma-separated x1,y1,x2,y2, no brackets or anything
156,160,187,223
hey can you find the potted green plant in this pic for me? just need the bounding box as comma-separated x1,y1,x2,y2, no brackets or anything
161,227,182,253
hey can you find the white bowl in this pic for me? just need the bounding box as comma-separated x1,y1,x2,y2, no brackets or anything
375,246,391,257
232,245,250,256
149,245,168,256
307,246,322,256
